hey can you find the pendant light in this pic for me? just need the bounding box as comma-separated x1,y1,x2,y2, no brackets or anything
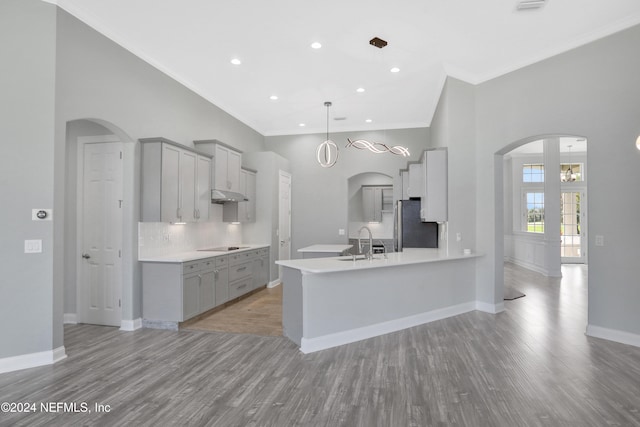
316,102,338,168
562,144,576,182
346,138,410,157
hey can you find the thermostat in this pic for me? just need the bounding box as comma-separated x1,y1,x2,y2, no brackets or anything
32,209,53,221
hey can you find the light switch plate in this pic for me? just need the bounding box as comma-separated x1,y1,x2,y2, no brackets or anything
338,229,345,236
25,239,42,253
595,235,604,246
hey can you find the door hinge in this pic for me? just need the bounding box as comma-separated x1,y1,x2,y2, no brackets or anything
119,299,121,308
119,200,123,208
120,151,123,160
118,249,121,258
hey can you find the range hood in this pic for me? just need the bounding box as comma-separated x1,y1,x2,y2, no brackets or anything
211,189,248,204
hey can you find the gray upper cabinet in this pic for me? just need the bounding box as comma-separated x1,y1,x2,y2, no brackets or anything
362,186,382,222
140,137,212,222
214,143,242,192
222,168,256,223
362,185,392,222
420,148,448,222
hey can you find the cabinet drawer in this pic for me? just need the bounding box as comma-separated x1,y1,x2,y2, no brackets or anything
258,248,269,256
215,255,228,267
228,261,252,282
229,278,252,299
200,258,216,270
229,251,254,265
183,261,203,274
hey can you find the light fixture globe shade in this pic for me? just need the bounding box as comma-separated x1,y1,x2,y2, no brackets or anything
636,135,640,150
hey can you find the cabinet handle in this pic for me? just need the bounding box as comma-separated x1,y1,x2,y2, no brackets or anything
238,284,247,289
237,266,247,272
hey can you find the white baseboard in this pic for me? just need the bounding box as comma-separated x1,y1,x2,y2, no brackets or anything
300,301,476,354
586,324,640,348
120,318,143,331
267,279,281,289
0,346,67,374
476,301,505,314
63,313,77,324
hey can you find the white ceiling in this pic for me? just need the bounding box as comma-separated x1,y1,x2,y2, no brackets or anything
49,0,640,136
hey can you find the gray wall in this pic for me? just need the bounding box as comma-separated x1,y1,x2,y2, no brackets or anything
0,0,58,358
265,128,429,255
471,25,640,332
430,78,478,257
53,7,266,326
2,0,267,362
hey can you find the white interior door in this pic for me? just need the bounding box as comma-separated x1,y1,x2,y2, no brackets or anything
80,142,123,326
278,171,292,278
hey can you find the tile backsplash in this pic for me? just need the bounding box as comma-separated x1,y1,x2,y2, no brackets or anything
349,211,394,239
138,221,242,259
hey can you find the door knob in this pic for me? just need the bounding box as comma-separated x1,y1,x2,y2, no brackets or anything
82,253,91,259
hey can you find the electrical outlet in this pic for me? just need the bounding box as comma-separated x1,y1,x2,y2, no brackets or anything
338,229,345,236
595,235,604,246
456,232,462,242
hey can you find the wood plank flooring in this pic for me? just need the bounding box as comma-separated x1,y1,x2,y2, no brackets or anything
1,263,639,426
182,285,283,336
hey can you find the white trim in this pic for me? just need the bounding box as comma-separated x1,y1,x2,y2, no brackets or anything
120,318,143,331
586,325,640,348
504,255,548,276
63,313,77,324
267,279,281,289
0,346,67,374
476,301,505,314
299,301,476,354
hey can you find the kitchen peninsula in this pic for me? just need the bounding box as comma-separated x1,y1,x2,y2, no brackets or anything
277,249,480,353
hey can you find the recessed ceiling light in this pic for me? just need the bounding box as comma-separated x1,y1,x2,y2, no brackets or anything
230,58,241,65
356,87,365,93
299,123,306,127
311,42,322,49
365,119,373,123
390,67,400,73
269,95,278,100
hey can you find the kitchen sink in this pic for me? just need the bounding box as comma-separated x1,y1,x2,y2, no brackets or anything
198,246,249,252
337,255,384,261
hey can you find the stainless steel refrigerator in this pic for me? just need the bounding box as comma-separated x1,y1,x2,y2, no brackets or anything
394,199,439,251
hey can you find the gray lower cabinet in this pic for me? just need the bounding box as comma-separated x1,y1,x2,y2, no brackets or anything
142,247,270,325
214,256,229,305
253,247,270,289
229,252,253,299
143,257,221,323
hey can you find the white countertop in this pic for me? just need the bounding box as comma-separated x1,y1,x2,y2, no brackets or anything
138,244,269,263
277,248,480,274
297,244,353,253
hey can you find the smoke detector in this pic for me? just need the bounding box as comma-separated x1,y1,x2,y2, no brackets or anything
517,0,546,10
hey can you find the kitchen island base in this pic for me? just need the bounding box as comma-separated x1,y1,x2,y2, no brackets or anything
280,251,479,353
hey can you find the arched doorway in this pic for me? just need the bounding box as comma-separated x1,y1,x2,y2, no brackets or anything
495,134,588,294
63,119,138,331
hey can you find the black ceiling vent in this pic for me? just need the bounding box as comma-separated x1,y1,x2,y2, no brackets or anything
369,37,388,49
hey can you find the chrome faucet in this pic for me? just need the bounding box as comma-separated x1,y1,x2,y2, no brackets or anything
357,226,373,260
